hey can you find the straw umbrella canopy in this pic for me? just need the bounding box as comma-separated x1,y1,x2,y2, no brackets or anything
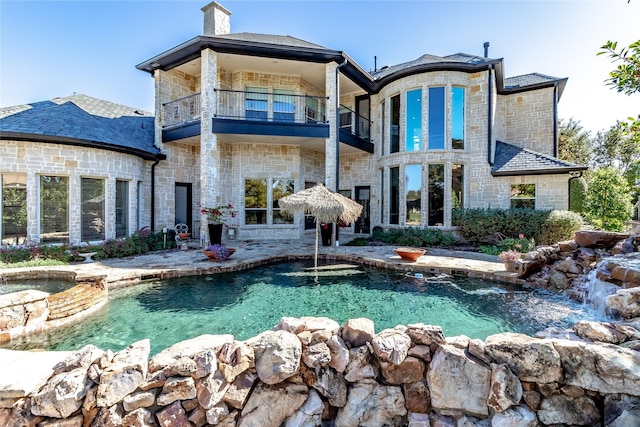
278,183,363,270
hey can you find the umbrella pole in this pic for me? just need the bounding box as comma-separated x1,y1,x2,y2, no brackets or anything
314,221,319,273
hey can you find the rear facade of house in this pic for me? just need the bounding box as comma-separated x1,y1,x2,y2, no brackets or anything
0,1,584,246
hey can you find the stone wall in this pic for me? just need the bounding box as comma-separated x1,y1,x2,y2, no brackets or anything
2,315,638,426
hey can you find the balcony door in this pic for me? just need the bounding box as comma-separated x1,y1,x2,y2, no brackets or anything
175,183,192,232
356,95,370,140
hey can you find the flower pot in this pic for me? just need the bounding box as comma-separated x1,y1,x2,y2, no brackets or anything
203,248,236,261
504,260,519,272
208,223,223,245
394,247,426,262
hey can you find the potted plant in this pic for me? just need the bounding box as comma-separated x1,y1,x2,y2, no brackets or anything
320,223,332,246
498,249,521,272
201,204,237,245
203,244,236,261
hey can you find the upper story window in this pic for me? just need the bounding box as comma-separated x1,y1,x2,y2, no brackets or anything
390,94,400,153
245,86,268,120
428,87,445,150
452,87,465,150
406,89,422,152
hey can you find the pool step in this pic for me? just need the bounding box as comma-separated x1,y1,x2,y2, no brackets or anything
47,284,108,320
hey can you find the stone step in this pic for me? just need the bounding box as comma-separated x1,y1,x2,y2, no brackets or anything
47,284,108,320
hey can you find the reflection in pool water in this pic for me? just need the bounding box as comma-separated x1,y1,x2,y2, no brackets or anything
2,261,605,355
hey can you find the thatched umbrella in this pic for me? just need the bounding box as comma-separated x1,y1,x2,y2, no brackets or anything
278,183,363,270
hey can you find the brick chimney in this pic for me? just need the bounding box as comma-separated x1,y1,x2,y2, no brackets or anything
202,1,231,36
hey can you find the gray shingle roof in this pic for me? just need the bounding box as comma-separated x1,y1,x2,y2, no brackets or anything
215,32,328,50
0,94,159,159
505,73,562,89
492,141,586,176
372,52,494,79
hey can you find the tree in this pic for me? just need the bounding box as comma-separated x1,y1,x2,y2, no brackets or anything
584,167,633,231
591,121,640,174
598,39,640,95
558,118,593,165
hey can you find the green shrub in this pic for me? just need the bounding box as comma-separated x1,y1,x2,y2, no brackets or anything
584,167,633,231
95,230,176,259
453,208,582,245
569,177,588,213
344,237,369,246
365,227,455,247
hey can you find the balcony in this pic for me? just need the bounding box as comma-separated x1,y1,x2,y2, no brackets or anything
161,92,374,153
339,105,374,153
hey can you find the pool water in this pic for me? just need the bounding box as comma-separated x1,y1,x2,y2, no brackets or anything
0,278,74,295
3,261,604,355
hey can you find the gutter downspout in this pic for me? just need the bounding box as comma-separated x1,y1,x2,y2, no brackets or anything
335,57,348,245
487,64,494,166
553,82,558,158
150,157,161,231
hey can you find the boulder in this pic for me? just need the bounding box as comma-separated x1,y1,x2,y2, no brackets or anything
607,287,640,319
402,381,430,413
406,323,446,345
218,340,255,381
604,394,640,427
344,345,378,382
149,334,234,373
427,344,491,417
537,394,600,425
490,405,538,427
309,366,347,407
553,338,640,395
123,390,156,411
484,333,562,383
163,357,198,378
275,316,340,334
371,328,411,365
205,402,230,425
408,344,431,362
253,330,301,384
192,348,218,379
51,344,104,375
121,408,154,427
341,318,375,347
326,335,349,372
548,270,569,290
407,412,430,427
487,363,522,412
157,376,196,406
238,382,308,427
302,342,331,368
334,380,406,427
30,367,93,418
156,400,191,427
196,371,229,409
223,371,257,410
283,389,324,427
572,320,628,344
379,356,424,385
97,340,150,408
574,230,629,248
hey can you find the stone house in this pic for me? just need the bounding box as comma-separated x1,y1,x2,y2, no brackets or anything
0,1,585,246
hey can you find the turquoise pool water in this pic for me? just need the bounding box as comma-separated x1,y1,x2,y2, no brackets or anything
0,278,74,295
3,261,603,355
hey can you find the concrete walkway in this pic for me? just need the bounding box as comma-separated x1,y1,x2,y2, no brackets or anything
0,233,518,400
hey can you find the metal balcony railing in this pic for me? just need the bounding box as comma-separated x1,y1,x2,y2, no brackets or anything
162,93,201,128
215,89,328,124
339,105,371,140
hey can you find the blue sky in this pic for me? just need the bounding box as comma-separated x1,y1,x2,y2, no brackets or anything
1,0,638,134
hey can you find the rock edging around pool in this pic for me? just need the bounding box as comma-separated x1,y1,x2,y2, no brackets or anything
0,273,108,343
1,316,639,426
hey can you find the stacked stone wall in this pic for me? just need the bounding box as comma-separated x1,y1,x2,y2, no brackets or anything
0,140,150,244
2,316,638,426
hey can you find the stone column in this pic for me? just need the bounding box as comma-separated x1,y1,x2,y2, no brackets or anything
200,48,220,244
69,174,81,245
26,170,38,243
325,62,338,191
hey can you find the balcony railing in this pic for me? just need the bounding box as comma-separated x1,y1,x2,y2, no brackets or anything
339,105,371,140
162,93,201,128
215,89,328,124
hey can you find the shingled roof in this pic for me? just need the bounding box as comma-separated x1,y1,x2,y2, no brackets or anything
371,53,493,79
492,141,586,176
0,94,161,160
215,32,328,50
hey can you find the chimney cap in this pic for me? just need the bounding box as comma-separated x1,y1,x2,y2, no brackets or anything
201,1,232,16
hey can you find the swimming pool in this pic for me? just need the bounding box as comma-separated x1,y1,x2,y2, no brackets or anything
0,278,75,295
2,261,604,355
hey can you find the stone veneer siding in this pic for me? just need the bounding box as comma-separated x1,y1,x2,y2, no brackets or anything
0,140,150,244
